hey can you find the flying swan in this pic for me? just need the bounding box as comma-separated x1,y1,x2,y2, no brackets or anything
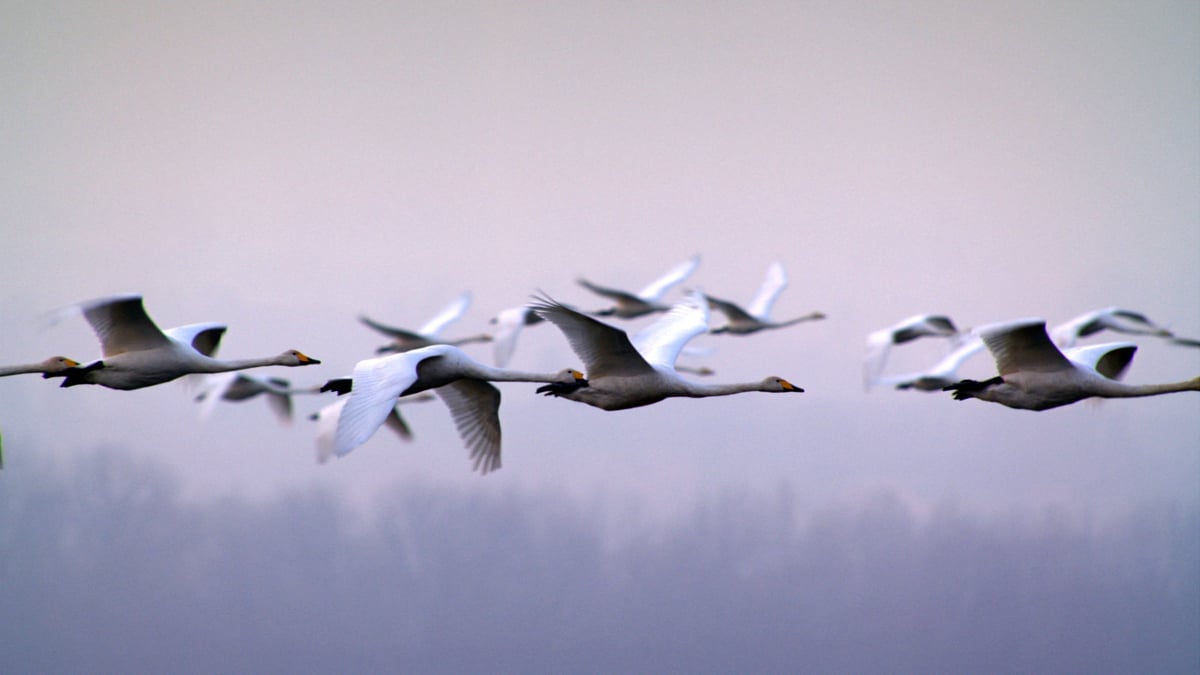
863,313,960,389
943,318,1200,410
531,289,803,411
705,261,826,335
321,344,585,473
1050,306,1197,348
57,294,320,390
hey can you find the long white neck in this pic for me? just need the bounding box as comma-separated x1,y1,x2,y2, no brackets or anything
677,380,769,398
774,313,825,328
193,355,288,374
0,363,42,377
464,362,567,383
1093,375,1200,399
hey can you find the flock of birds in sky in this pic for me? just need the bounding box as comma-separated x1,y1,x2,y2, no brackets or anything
2,255,1198,473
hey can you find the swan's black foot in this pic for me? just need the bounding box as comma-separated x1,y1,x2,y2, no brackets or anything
536,381,588,397
943,376,1003,400
59,361,105,387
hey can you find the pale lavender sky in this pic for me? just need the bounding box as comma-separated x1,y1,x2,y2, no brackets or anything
1,1,1198,670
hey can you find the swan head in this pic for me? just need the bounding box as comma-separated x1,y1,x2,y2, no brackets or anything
764,376,803,393
38,356,81,376
280,350,321,366
556,368,588,385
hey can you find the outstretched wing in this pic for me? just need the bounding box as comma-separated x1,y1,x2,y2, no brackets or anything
164,322,227,356
745,261,788,320
78,294,171,356
636,255,700,301
333,350,430,456
632,289,710,369
978,319,1073,375
418,292,472,338
531,295,655,378
435,379,502,474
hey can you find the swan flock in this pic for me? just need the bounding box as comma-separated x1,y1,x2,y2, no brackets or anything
3,258,1197,473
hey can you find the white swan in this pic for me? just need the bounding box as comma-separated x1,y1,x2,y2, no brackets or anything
323,344,585,473
194,372,322,425
58,294,320,390
869,335,988,392
1050,307,1188,348
576,255,700,319
943,318,1200,410
311,393,434,463
0,356,80,378
359,291,492,354
705,261,826,335
531,290,802,411
873,334,1138,393
863,314,960,389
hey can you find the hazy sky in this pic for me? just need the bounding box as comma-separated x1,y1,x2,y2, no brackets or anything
1,1,1197,670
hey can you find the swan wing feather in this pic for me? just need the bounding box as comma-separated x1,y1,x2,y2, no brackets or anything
434,379,502,474
636,255,700,301
531,296,654,378
79,294,172,356
333,351,424,457
745,261,787,319
418,291,472,337
632,290,710,369
978,319,1073,375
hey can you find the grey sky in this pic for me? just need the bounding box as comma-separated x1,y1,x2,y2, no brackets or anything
1,1,1198,669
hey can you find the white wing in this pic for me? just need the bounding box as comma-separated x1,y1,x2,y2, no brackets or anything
977,318,1074,375
314,398,348,463
869,335,986,390
163,322,227,356
74,294,171,356
745,261,788,320
490,305,531,368
632,289,710,369
1064,341,1138,380
636,255,700,301
332,349,434,456
418,292,472,338
195,372,239,420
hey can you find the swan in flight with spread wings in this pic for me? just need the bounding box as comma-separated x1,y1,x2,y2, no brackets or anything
872,333,1140,393
704,261,825,335
55,294,320,390
531,289,802,411
943,318,1199,410
576,255,700,319
0,356,80,378
869,334,988,392
863,314,960,389
195,372,322,425
320,344,585,473
1050,306,1195,348
359,291,492,354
